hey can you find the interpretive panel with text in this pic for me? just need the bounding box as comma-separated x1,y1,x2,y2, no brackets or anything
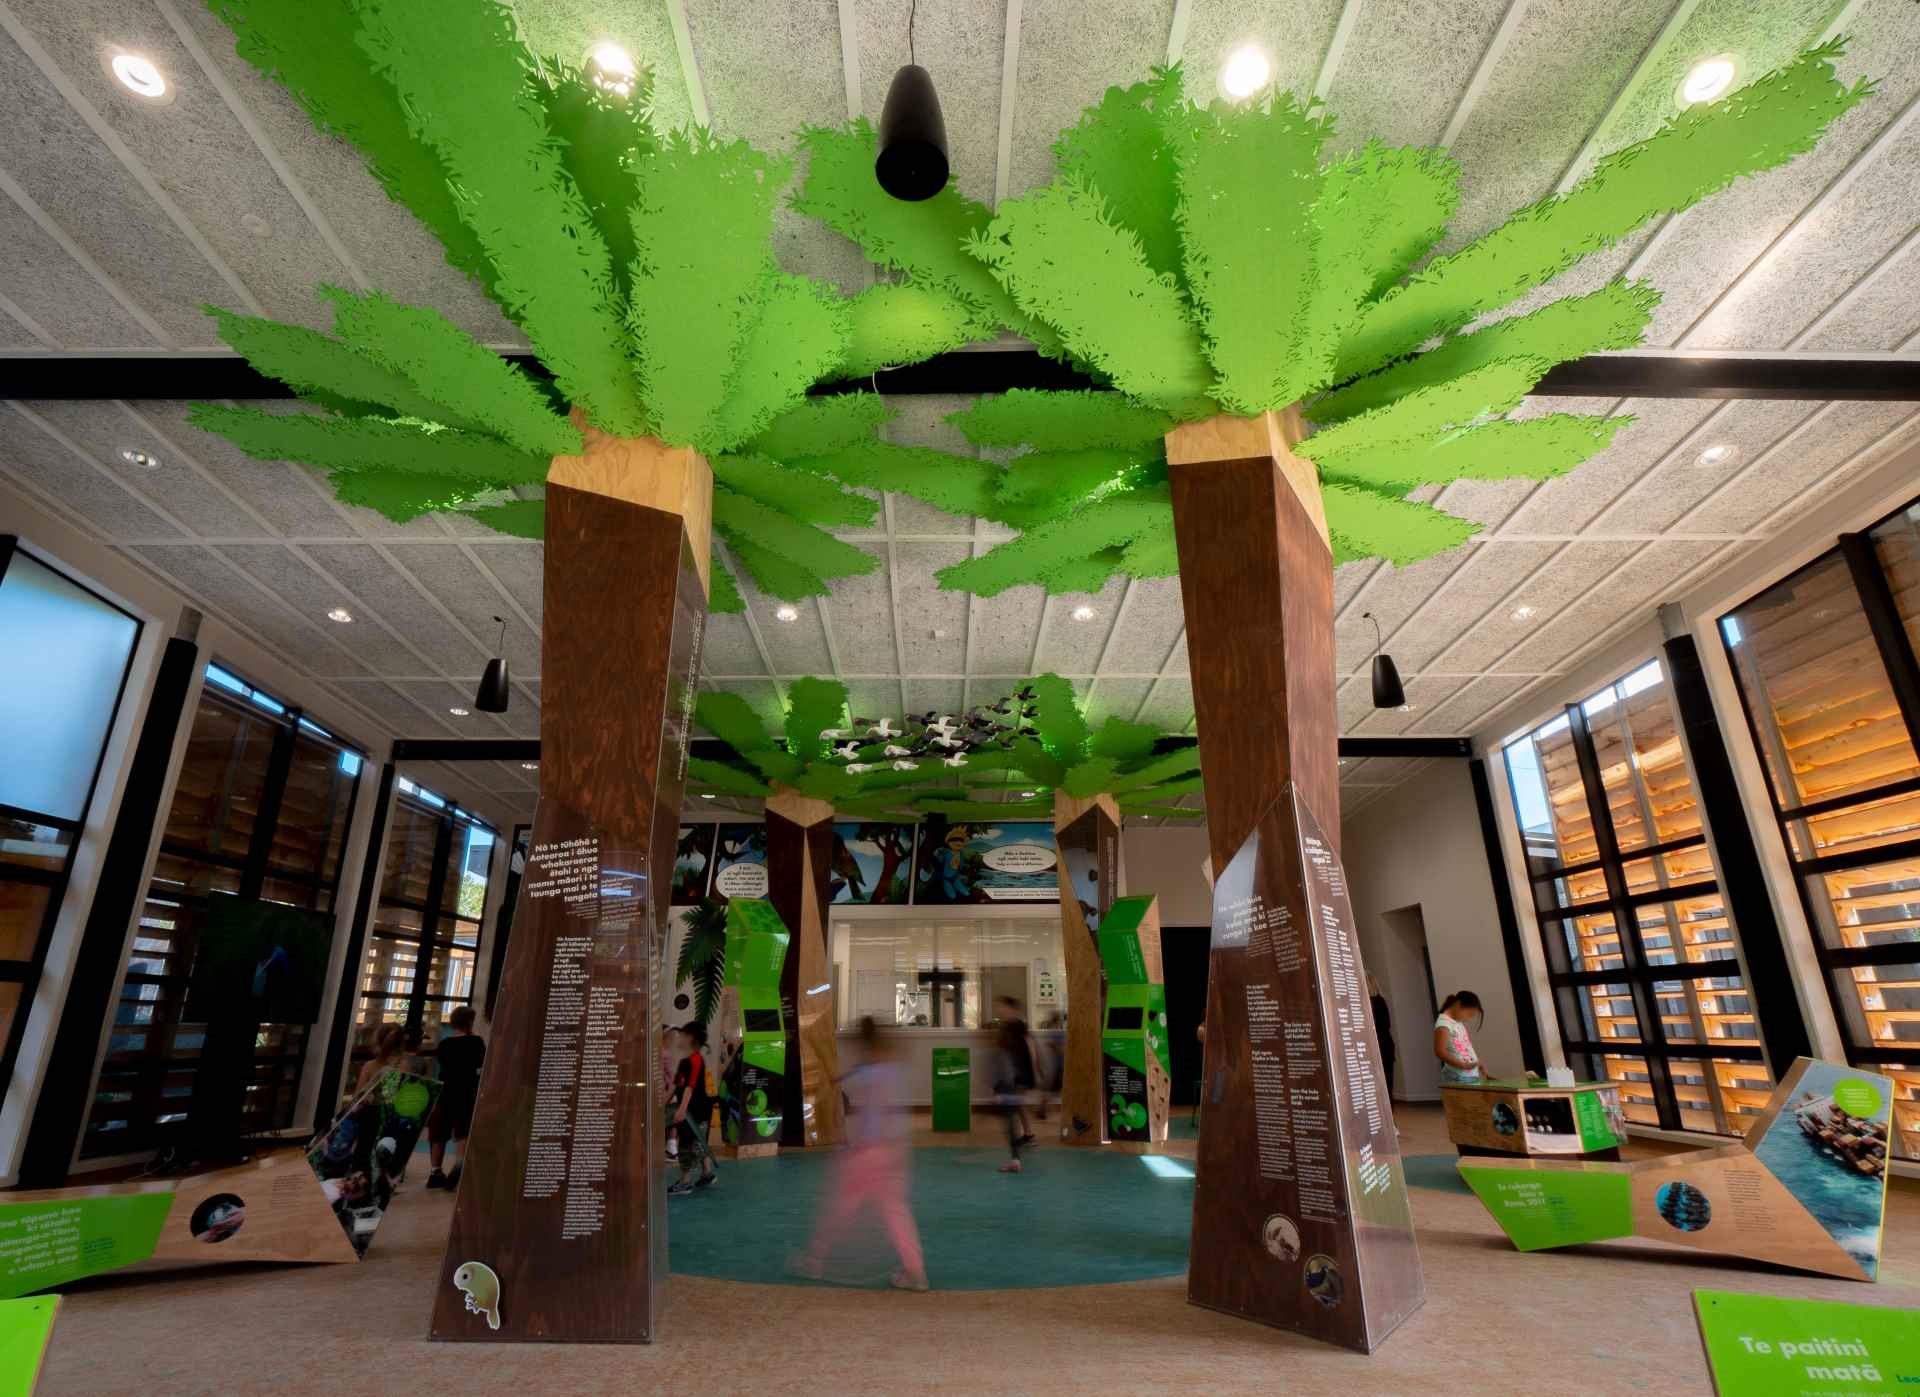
1188,786,1423,1353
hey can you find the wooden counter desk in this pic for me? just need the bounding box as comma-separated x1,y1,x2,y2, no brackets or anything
1440,1077,1628,1160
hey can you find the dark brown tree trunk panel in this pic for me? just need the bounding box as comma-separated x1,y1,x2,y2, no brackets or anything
1054,791,1119,1144
430,460,708,1344
764,790,842,1148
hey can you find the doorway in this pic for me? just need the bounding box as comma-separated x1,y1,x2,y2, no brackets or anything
1377,903,1438,1102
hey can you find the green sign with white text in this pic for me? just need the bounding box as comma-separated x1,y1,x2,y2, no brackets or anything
0,1192,174,1299
1694,1289,1920,1395
1458,1165,1631,1250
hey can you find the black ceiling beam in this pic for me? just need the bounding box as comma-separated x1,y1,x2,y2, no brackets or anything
5,350,1918,403
391,734,1472,765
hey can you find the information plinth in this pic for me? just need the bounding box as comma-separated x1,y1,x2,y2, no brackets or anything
764,790,842,1149
932,1048,971,1133
1054,792,1119,1145
1097,895,1170,1151
716,899,791,1158
1442,1078,1626,1159
1188,788,1424,1353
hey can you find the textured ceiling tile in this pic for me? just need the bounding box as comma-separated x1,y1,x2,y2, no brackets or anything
0,315,42,349
894,540,971,672
1596,398,1822,535
1351,674,1472,735
1684,403,1920,536
685,0,844,154
247,400,449,538
882,393,981,535
1498,538,1724,675
708,676,784,731
1005,0,1174,199
1033,576,1128,674
840,677,898,725
1096,575,1184,673
1438,538,1643,675
123,540,365,674
1440,0,1671,250
1134,676,1192,730
1801,233,1920,351
1333,557,1381,613
821,541,896,673
738,582,835,675
387,541,542,673
0,195,157,347
1418,673,1536,736
773,198,871,293
1323,0,1509,149
0,422,180,540
512,0,695,134
854,0,1006,207
17,0,358,328
21,399,261,538
173,0,517,343
1435,476,1539,532
346,679,446,735
288,541,488,673
1337,676,1373,732
699,611,768,676
1178,0,1344,111
1384,540,1558,672
1496,398,1721,535
1084,676,1153,726
152,403,343,536
393,678,515,736
903,676,965,717
967,582,1045,675
465,540,544,628
0,37,234,345
1331,548,1471,673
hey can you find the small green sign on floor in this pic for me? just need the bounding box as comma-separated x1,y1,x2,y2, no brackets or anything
0,1296,59,1397
932,1047,970,1132
1695,1289,1920,1395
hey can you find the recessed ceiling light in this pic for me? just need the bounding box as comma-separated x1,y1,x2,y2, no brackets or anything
1679,55,1737,107
110,52,167,99
1510,604,1537,622
699,792,716,799
119,448,158,469
448,706,470,717
1219,45,1272,100
586,40,637,95
1070,605,1096,622
325,607,354,624
1695,443,1735,468
774,605,798,623
1019,790,1036,799
520,762,539,771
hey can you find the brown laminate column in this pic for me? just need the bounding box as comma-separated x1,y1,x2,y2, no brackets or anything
1053,790,1119,1144
429,427,710,1344
764,789,842,1148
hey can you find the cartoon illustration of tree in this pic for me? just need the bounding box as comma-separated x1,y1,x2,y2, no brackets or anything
674,896,729,1027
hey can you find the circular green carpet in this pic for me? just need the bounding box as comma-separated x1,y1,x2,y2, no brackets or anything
664,1146,1194,1290
1401,1153,1474,1195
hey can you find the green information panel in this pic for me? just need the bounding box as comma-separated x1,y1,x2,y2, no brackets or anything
721,899,791,1146
0,1297,58,1397
1695,1289,1920,1395
1097,896,1169,1144
1458,1166,1632,1250
1574,1088,1621,1151
932,1047,970,1133
0,1191,173,1299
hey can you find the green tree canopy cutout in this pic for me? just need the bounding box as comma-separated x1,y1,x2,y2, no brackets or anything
191,0,1024,613
691,674,1202,822
797,47,1867,595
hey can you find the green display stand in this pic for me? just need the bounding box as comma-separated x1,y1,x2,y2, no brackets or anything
1097,895,1170,1148
718,899,791,1157
0,1296,58,1397
932,1048,971,1133
1695,1289,1920,1394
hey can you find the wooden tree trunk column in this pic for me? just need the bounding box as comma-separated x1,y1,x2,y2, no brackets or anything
1166,408,1424,1353
1053,790,1119,1144
764,788,842,1149
430,427,710,1345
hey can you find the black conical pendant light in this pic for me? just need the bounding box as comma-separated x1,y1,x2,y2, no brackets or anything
1363,611,1406,710
475,615,510,713
875,1,947,201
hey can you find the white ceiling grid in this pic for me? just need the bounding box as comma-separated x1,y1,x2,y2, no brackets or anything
0,0,1916,829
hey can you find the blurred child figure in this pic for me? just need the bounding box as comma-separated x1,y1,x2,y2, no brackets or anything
791,1017,927,1291
666,1022,717,1196
660,1026,680,1161
426,1004,484,1189
355,1022,407,1094
993,996,1037,1174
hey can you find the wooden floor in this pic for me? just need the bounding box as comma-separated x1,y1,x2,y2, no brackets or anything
34,1103,1920,1396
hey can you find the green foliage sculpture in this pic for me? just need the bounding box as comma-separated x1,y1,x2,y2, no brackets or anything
795,48,1868,593
189,0,1007,613
691,674,1202,822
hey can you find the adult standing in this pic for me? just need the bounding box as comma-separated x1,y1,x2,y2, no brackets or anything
1367,975,1396,1100
992,996,1037,1174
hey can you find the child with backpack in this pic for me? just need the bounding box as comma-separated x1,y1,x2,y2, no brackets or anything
666,1021,717,1196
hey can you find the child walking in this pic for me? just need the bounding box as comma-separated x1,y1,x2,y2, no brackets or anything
426,1004,484,1189
667,1021,717,1196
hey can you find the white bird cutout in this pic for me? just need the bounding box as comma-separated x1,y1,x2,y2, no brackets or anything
834,742,861,759
929,734,962,749
890,759,919,771
844,762,874,774
882,744,912,758
819,728,848,740
868,719,900,739
941,753,968,768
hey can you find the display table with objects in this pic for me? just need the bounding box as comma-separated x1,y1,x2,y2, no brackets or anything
1441,1077,1627,1160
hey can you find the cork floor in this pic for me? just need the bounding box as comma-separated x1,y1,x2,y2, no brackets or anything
33,1104,1920,1397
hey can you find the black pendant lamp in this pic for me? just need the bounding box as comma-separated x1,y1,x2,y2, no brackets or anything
475,615,510,714
875,2,947,200
1362,611,1406,711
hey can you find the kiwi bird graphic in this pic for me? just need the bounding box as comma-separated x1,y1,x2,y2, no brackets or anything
453,1261,501,1330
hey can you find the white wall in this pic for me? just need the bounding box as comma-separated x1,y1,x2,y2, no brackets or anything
1341,761,1522,1101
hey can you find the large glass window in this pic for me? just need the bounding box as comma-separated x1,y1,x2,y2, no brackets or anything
0,547,140,1111
1505,659,1775,1136
84,664,364,1156
830,913,1066,1032
344,778,496,1096
1722,497,1920,1160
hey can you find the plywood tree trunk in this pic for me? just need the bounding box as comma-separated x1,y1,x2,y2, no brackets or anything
1166,408,1424,1353
764,787,842,1148
1053,790,1119,1144
430,427,710,1345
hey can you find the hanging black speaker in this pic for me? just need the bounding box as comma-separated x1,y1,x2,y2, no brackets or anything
1371,653,1406,711
475,615,510,713
875,64,948,201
